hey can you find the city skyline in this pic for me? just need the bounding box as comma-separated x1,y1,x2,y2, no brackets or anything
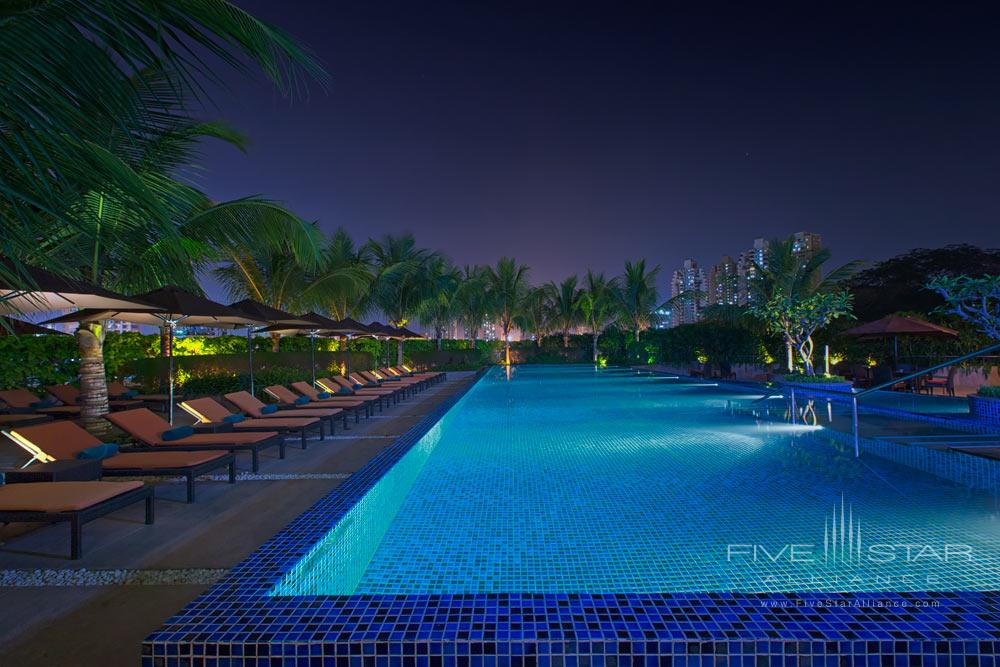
194,1,1000,302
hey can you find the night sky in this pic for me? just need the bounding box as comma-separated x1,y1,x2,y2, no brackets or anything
199,1,1000,296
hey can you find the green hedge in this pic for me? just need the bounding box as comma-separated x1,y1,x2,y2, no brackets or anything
0,334,80,389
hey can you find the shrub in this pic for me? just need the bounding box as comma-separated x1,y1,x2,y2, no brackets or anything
979,386,1000,398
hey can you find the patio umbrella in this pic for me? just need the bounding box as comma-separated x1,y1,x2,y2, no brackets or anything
366,322,403,368
844,314,959,368
227,300,314,395
256,312,344,385
324,318,371,377
0,258,158,315
44,286,265,423
0,316,70,336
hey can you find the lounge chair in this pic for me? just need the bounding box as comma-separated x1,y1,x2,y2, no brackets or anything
384,367,435,388
105,408,283,473
392,366,445,384
180,397,325,449
224,390,354,429
354,372,410,401
312,379,385,415
107,380,169,406
45,384,143,410
0,480,153,559
0,389,82,418
5,421,235,503
267,383,377,418
337,374,403,404
375,368,427,391
0,413,53,428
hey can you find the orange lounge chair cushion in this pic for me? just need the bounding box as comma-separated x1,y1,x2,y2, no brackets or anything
0,481,143,512
106,408,279,447
103,451,228,469
0,389,54,409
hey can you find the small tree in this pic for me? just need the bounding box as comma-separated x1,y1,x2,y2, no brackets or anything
751,290,854,376
926,274,1000,340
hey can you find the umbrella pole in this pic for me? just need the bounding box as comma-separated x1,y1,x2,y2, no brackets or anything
247,327,255,396
168,322,176,424
310,332,316,385
345,335,352,377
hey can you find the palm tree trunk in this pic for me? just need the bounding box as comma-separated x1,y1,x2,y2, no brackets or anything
563,333,569,348
397,339,404,366
593,332,599,363
635,325,640,342
76,321,109,427
270,333,281,353
159,325,172,356
505,341,511,365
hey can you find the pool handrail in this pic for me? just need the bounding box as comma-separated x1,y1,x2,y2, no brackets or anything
772,340,1000,457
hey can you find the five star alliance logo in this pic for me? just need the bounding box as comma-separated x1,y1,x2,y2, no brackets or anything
726,495,973,567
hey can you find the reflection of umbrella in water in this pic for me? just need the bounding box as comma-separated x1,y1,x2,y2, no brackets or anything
44,286,265,423
844,314,959,367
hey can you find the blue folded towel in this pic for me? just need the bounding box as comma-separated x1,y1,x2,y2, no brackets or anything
77,443,119,460
338,386,354,395
352,383,364,390
30,398,56,409
294,396,310,406
122,389,139,398
317,391,331,399
260,404,278,414
161,425,194,441
223,413,246,423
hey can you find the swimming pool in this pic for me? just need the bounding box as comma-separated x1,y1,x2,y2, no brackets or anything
273,365,1000,596
144,366,1000,665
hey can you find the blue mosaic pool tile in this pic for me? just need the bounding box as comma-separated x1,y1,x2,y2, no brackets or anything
142,367,1000,665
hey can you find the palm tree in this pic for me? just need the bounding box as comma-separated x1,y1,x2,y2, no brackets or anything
366,233,440,364
577,270,620,363
515,286,554,347
750,238,864,374
322,229,374,321
615,259,661,342
417,257,460,350
486,257,530,365
452,265,490,350
0,0,327,293
215,239,358,353
548,276,582,348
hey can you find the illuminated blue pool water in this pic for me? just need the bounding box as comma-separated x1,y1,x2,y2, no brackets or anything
273,365,1000,595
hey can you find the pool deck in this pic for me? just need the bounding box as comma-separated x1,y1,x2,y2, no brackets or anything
0,372,477,666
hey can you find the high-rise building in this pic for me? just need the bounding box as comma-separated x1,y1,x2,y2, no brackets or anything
653,306,673,329
791,231,822,257
106,320,139,334
708,255,739,306
737,238,768,306
670,258,707,326
735,232,822,305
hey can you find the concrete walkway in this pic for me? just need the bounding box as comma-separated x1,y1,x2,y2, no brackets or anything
0,372,476,666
